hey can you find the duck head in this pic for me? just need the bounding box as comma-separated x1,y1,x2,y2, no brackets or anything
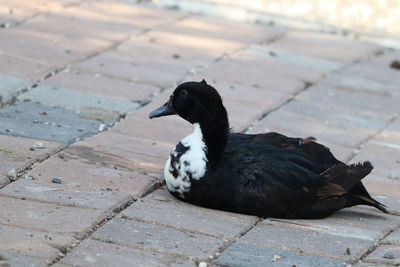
149,80,230,164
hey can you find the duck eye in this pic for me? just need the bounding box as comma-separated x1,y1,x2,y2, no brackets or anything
179,89,188,97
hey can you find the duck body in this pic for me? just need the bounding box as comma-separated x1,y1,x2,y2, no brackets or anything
149,80,388,219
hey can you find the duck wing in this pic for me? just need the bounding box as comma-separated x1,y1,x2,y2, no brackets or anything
217,132,387,218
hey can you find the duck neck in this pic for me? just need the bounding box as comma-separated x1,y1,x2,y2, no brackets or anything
198,105,229,166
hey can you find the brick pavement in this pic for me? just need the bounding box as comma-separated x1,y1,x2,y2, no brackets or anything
0,1,399,266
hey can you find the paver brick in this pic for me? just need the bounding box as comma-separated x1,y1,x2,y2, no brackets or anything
351,142,400,179
0,179,131,211
0,74,31,105
239,221,372,261
321,72,399,98
0,101,104,144
364,245,400,265
59,238,194,267
296,85,399,119
0,26,111,65
0,134,64,185
75,36,208,88
281,98,389,132
375,118,400,146
249,110,370,147
270,31,382,63
0,54,53,81
197,79,291,111
93,217,224,258
243,45,343,73
66,131,171,173
28,152,160,196
0,250,49,267
362,173,400,198
0,196,105,234
18,84,139,121
270,208,400,241
0,224,75,259
193,58,306,94
114,114,190,146
46,70,160,102
382,229,400,246
123,187,258,240
213,242,349,267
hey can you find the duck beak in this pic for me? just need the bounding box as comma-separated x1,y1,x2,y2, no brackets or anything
149,99,176,119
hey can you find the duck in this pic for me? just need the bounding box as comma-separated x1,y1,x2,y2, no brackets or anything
148,80,388,219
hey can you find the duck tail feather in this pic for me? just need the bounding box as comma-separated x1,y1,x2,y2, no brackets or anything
356,195,389,214
321,161,373,191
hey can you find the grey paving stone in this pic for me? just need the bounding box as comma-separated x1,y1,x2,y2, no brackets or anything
239,222,372,261
0,74,31,105
364,245,400,265
123,188,258,240
213,242,349,267
0,101,104,144
18,84,140,121
60,238,195,267
381,228,400,246
244,45,343,72
0,250,49,267
0,179,131,211
0,224,75,259
93,217,224,258
270,209,400,241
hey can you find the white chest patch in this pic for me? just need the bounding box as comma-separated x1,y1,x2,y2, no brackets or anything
164,123,208,196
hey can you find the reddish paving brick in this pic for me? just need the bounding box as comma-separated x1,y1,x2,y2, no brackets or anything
321,72,399,97
67,131,172,173
364,245,400,265
296,85,399,119
193,58,305,94
239,220,373,261
0,135,64,186
270,208,400,241
362,173,400,198
223,98,265,132
281,99,389,132
114,114,190,146
150,16,283,46
141,16,283,59
249,110,370,147
75,36,210,88
270,31,382,63
0,179,131,211
59,238,194,267
351,141,400,179
0,224,75,259
93,217,225,258
0,25,110,65
28,153,159,197
0,54,53,81
233,51,325,83
123,187,258,240
200,79,291,111
46,70,160,102
0,196,105,234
